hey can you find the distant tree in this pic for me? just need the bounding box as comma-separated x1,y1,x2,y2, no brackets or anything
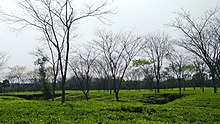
192,57,208,92
0,0,115,103
182,64,196,90
69,46,97,100
6,65,27,83
2,79,10,92
133,59,155,90
124,67,143,91
169,8,220,93
93,59,112,92
143,32,172,93
25,69,39,83
25,69,41,91
0,82,2,93
166,50,189,95
2,79,10,87
161,67,175,90
94,29,143,101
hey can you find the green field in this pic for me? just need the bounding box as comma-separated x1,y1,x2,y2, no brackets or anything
0,88,219,123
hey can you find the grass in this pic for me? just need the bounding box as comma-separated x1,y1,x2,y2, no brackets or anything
0,88,219,123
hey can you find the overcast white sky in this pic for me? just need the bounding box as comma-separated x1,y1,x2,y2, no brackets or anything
0,0,219,68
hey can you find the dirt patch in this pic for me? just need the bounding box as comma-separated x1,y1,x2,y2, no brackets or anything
141,93,185,104
1,94,62,100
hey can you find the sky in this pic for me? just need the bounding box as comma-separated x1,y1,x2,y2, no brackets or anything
0,0,219,69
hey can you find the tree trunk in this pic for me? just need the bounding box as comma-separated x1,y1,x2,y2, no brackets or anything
171,78,174,90
61,81,65,103
178,78,181,95
213,77,217,94
108,80,112,94
210,70,218,94
183,80,185,91
199,74,203,92
86,93,89,100
85,93,89,100
156,79,160,93
202,86,204,92
52,81,56,101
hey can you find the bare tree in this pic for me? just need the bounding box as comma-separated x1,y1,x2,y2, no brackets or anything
69,46,97,100
124,67,143,91
93,58,112,92
192,57,208,92
45,40,59,101
0,52,8,72
25,69,39,84
166,50,189,95
0,0,114,103
94,29,143,101
6,65,27,83
169,8,220,93
161,66,175,90
143,32,172,93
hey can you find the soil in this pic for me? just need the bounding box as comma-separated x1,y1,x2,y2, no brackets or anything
1,94,62,100
141,93,185,104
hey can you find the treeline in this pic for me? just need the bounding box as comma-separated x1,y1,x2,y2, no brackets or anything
0,76,214,93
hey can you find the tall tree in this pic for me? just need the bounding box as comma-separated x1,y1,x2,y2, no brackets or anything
170,8,220,93
0,0,114,103
94,29,143,101
143,32,171,93
69,46,97,100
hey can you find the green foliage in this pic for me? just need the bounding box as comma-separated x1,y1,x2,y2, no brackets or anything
182,64,195,71
132,59,155,66
0,88,219,123
2,79,10,87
